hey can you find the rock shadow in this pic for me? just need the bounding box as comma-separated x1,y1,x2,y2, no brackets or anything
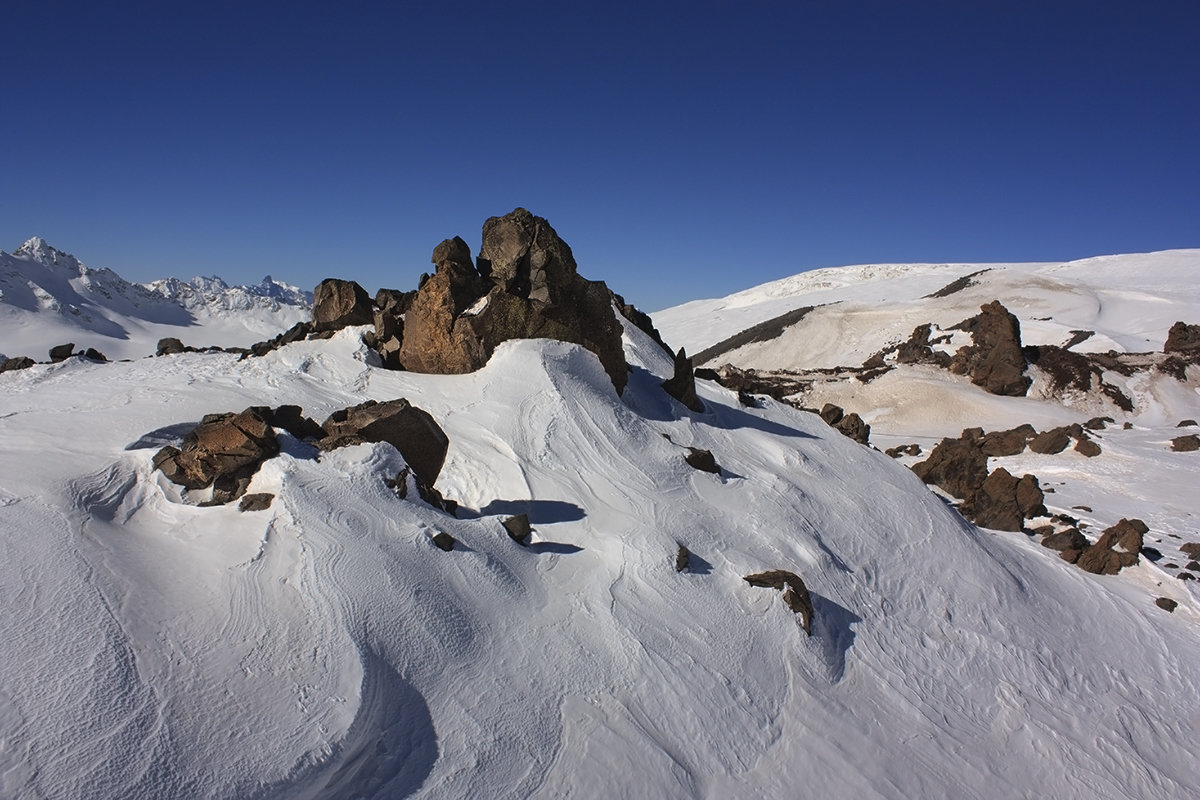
253,648,437,800
469,499,586,524
682,552,713,575
529,541,584,555
124,422,201,451
811,593,862,684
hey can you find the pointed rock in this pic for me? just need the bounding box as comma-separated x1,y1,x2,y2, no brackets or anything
662,348,703,412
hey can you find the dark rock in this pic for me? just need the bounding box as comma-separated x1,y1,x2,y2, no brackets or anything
82,348,107,362
1060,548,1083,564
432,531,456,552
979,424,1036,456
743,570,814,635
737,390,760,407
1181,543,1200,558
694,368,720,381
835,412,871,445
1076,518,1148,575
1123,422,1134,430
1063,330,1095,349
819,403,844,426
613,291,672,354
685,448,720,474
1178,419,1198,427
238,492,275,512
1074,437,1102,457
1155,597,1178,612
319,399,449,487
963,468,1045,531
662,348,704,412
911,435,989,501
399,210,630,393
948,301,1030,396
502,514,531,545
675,544,690,572
312,278,373,332
1164,321,1200,353
1029,426,1073,455
1041,528,1088,552
153,408,280,499
924,269,989,299
0,356,35,373
1085,416,1115,430
895,323,951,367
1170,434,1200,452
49,343,75,362
1179,572,1196,581
885,444,921,458
1186,560,1200,572
157,337,186,356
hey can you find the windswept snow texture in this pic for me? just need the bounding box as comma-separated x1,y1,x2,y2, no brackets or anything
1,318,1197,798
0,238,310,361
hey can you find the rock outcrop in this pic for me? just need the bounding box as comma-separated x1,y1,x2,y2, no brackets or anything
948,301,1030,396
962,467,1045,531
396,209,630,393
312,278,373,332
1,356,35,373
318,399,448,487
818,403,871,445
743,570,815,635
1076,518,1148,575
662,348,703,411
153,408,281,499
911,432,989,501
1164,321,1200,354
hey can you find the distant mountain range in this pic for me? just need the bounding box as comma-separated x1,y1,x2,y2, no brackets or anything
0,237,311,360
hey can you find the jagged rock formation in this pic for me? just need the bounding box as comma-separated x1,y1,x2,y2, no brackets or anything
961,467,1045,532
153,408,281,501
395,209,630,393
1,356,34,373
312,278,373,332
1076,518,1148,575
948,301,1031,396
662,348,703,411
895,323,951,367
743,570,815,635
1164,321,1200,353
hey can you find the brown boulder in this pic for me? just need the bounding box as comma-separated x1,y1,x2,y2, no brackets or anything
1164,321,1200,353
685,448,720,474
1155,597,1178,612
979,424,1036,456
1074,437,1102,457
1171,434,1200,452
312,278,373,332
743,570,815,635
675,544,691,572
963,468,1045,531
1041,528,1088,552
153,408,281,498
319,399,448,488
835,412,871,445
1076,518,1149,575
1,356,35,373
432,531,456,552
662,348,703,412
911,435,989,501
238,493,275,512
1029,426,1073,454
948,301,1030,396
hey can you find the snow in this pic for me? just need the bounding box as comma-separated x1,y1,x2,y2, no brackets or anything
2,309,1198,798
0,240,310,361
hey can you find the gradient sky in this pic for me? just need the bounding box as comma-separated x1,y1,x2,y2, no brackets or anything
2,0,1197,311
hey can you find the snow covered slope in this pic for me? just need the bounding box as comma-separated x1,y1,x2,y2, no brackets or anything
654,250,1200,367
0,238,310,361
1,317,1196,799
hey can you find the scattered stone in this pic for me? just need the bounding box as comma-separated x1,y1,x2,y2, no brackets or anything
432,531,456,552
685,448,720,474
1163,321,1200,353
312,278,373,332
948,301,1030,396
502,514,531,545
49,343,75,362
0,356,35,373
1076,518,1149,575
1170,434,1199,452
662,348,704,412
238,493,275,512
743,570,815,635
319,399,449,487
1155,597,1178,612
1041,528,1088,552
1072,505,1092,512
1074,437,1102,457
885,444,922,458
675,544,690,572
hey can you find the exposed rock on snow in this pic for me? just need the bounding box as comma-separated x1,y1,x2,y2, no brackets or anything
1171,434,1200,452
675,544,691,572
661,347,703,411
948,301,1031,396
1164,321,1200,353
154,408,281,495
501,513,531,545
743,570,815,635
432,531,456,551
684,447,720,474
961,467,1046,532
49,342,74,362
911,432,990,501
312,278,373,332
0,355,34,372
1076,518,1149,575
238,492,274,512
318,399,448,488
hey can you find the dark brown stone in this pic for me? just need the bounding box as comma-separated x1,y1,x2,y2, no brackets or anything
1076,518,1148,575
979,424,1036,456
819,403,844,426
1029,427,1072,454
743,570,814,635
319,399,449,488
153,408,280,500
432,531,456,552
662,348,704,412
1182,543,1200,558
502,514,531,545
1041,528,1088,552
685,448,720,474
1164,321,1200,353
1074,437,1102,457
964,468,1044,531
911,435,989,501
948,301,1030,396
1155,597,1178,612
675,544,690,573
0,356,35,373
1171,434,1200,452
238,493,275,512
312,278,373,332
156,337,186,356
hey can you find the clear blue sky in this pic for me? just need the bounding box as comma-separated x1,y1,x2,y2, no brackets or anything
2,0,1196,311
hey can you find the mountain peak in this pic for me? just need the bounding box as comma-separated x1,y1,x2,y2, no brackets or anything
14,236,79,269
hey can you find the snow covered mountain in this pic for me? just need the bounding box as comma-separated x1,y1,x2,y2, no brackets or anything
0,238,311,361
1,232,1197,799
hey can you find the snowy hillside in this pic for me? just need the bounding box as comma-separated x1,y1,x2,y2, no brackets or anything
1,312,1197,798
0,238,310,361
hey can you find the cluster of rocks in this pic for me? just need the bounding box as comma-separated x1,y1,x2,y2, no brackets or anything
2,343,108,372
817,403,871,445
152,398,449,508
1037,518,1151,575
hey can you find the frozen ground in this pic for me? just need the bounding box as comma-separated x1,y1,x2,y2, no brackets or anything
1,311,1198,798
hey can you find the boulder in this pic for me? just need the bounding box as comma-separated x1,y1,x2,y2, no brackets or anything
157,337,186,356
319,399,448,487
83,348,107,362
312,278,373,332
1041,528,1088,552
1182,543,1200,558
432,531,456,552
49,343,75,362
1155,597,1178,612
979,424,1036,457
1029,426,1073,454
1076,518,1148,575
819,403,844,426
1171,434,1200,452
743,570,815,635
1074,437,1102,457
685,447,720,474
948,301,1030,396
502,514,531,545
1164,321,1200,353
397,210,630,393
238,493,275,512
675,544,691,572
0,356,35,373
963,468,1045,531
911,435,989,501
153,408,280,499
835,412,871,445
662,348,704,412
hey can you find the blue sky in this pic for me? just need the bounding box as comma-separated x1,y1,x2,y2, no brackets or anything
2,1,1196,311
